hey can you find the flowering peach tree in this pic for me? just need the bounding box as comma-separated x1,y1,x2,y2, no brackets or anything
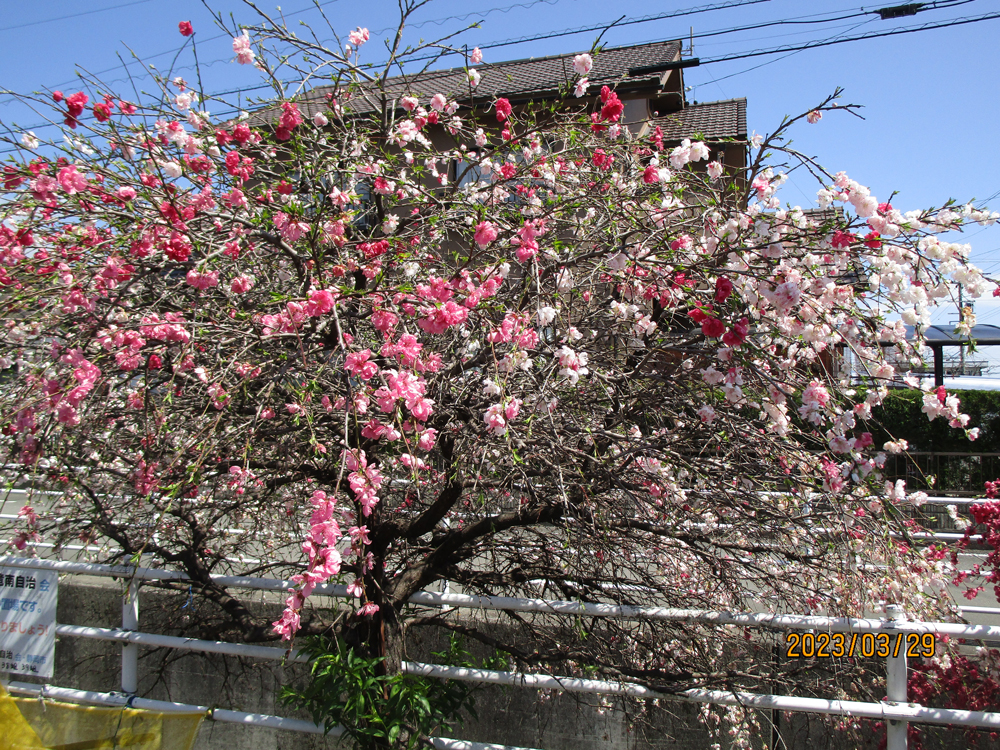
0,3,997,729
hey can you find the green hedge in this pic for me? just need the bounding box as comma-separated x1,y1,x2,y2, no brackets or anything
868,389,1000,453
867,389,1000,495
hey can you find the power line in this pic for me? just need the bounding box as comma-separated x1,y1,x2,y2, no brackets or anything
0,0,775,134
52,0,574,100
698,9,1000,66
691,18,879,87
0,0,341,109
369,0,570,36
0,0,156,34
2,2,999,151
411,0,774,58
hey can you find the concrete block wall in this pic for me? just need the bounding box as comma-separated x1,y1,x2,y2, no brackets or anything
4,577,979,750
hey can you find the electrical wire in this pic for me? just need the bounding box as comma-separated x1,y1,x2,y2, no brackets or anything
0,0,342,109
0,0,157,34
409,0,774,57
698,9,1000,67
1,2,998,151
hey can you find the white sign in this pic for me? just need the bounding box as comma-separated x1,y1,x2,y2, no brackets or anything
0,566,57,678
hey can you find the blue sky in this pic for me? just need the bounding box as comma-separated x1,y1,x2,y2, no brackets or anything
1,0,999,366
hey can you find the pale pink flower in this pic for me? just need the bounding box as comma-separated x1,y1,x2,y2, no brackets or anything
573,78,589,98
572,53,593,75
233,32,256,65
470,47,483,64
348,27,370,47
430,93,448,112
806,110,822,124
230,275,253,293
401,96,419,112
484,404,507,435
707,161,723,181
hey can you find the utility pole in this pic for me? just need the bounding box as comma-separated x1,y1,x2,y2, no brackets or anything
959,287,965,376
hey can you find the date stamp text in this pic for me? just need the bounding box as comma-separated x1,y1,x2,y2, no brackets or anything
785,632,937,659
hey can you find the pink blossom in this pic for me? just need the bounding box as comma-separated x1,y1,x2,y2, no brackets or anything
714,277,733,303
401,96,419,112
348,27,370,47
806,110,822,124
230,275,254,293
573,78,589,98
233,32,256,65
572,53,593,75
306,289,336,316
418,300,468,334
372,309,399,334
345,350,378,380
58,165,88,195
430,93,448,112
701,317,725,338
484,404,507,435
276,101,304,141
494,98,513,122
474,221,499,247
178,21,194,36
185,269,219,290
504,398,522,422
471,47,483,64
417,428,438,451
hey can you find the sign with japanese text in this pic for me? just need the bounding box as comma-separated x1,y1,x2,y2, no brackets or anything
0,566,57,678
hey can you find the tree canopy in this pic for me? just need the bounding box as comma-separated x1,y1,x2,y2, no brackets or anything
0,3,997,745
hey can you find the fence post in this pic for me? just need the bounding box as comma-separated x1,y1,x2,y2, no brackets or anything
121,578,139,694
885,605,907,750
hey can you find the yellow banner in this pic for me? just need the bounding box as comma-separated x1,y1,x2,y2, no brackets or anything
1,684,205,750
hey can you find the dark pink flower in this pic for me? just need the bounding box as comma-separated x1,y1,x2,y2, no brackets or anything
495,98,512,122
714,277,734,303
178,21,194,37
701,317,726,339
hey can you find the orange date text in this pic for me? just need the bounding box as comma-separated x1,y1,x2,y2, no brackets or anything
784,632,937,659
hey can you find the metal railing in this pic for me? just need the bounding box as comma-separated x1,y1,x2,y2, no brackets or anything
2,556,1000,750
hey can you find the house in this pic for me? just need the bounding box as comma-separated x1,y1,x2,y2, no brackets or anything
252,39,748,173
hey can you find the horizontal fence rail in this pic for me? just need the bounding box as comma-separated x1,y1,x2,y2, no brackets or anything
49,622,1000,731
3,556,996,633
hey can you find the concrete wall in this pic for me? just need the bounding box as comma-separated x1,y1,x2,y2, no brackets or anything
4,577,978,750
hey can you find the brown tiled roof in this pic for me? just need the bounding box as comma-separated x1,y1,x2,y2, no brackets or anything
269,40,682,123
649,98,747,142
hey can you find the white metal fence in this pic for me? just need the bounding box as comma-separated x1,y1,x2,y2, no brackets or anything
2,556,1000,750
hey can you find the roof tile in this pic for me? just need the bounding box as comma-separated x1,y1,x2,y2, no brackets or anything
649,98,747,142
291,40,682,119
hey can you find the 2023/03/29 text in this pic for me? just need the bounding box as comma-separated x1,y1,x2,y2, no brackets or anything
785,632,937,659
